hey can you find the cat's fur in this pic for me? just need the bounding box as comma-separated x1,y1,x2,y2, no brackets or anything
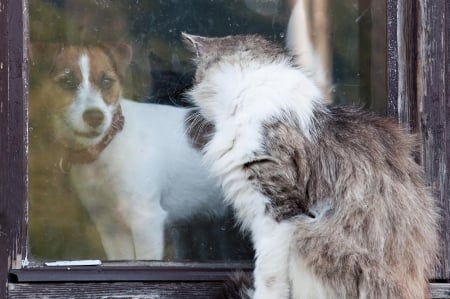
183,33,439,299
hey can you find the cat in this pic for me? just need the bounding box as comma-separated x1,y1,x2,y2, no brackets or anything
182,33,440,299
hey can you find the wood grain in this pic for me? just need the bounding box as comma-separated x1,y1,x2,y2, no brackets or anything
0,0,28,298
386,0,418,131
417,0,450,280
0,0,8,294
7,282,224,299
388,0,450,280
6,282,450,299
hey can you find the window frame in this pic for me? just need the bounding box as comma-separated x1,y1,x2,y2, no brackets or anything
1,0,450,297
386,0,450,281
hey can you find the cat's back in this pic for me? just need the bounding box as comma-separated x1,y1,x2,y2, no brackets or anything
320,106,415,157
288,105,439,298
312,106,421,186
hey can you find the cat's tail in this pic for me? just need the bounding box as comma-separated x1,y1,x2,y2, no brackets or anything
214,272,254,299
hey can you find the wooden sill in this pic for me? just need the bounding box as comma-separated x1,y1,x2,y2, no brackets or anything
9,261,253,283
7,262,450,298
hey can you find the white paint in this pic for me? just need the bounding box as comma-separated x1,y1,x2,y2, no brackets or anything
44,260,102,267
21,257,29,267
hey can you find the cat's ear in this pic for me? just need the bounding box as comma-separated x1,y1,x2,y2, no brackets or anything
182,32,210,57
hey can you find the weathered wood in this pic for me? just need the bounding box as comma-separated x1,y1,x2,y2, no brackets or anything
0,0,9,295
7,282,225,299
386,0,418,130
6,282,450,299
416,0,450,280
9,263,252,283
386,0,399,118
0,0,28,299
387,0,450,280
431,283,450,299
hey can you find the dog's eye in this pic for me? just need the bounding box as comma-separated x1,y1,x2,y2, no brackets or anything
58,75,79,91
100,76,115,91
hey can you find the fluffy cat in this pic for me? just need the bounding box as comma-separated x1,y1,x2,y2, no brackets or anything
183,33,439,299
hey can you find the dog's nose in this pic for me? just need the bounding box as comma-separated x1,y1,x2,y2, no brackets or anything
83,109,105,128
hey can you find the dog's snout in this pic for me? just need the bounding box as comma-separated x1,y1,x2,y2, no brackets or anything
83,109,105,128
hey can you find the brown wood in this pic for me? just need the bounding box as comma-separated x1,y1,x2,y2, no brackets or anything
386,0,418,130
0,0,29,298
430,283,450,299
6,282,450,298
9,263,253,283
7,282,225,299
0,2,7,295
386,0,399,118
387,0,450,280
416,0,450,280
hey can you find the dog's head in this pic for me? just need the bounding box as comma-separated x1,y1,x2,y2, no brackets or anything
33,43,132,151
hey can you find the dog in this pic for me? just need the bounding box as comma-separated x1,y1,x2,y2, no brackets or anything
32,43,226,260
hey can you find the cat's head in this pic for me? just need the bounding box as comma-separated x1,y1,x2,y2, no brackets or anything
182,33,286,84
183,34,295,122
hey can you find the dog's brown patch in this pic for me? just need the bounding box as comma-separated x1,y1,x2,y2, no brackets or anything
86,46,122,105
50,45,131,106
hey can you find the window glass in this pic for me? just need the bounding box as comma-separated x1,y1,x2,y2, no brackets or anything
29,0,386,261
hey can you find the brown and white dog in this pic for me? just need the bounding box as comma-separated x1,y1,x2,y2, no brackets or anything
34,43,224,260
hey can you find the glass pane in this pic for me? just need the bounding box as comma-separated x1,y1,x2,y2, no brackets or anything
29,0,386,262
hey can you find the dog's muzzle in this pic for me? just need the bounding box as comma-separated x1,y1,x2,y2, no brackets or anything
63,106,125,164
83,108,105,129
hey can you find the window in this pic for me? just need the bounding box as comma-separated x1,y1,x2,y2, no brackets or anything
1,0,449,298
27,0,386,264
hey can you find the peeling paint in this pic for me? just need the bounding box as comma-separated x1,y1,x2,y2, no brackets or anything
21,257,29,267
44,260,101,267
12,254,23,270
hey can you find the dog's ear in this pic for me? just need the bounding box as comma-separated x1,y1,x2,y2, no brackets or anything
29,42,66,85
30,42,64,74
109,42,132,76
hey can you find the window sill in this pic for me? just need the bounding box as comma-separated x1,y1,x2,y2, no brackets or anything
9,261,253,283
8,263,450,298
6,281,450,299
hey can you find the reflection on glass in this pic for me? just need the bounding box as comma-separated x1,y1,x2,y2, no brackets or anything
29,0,386,261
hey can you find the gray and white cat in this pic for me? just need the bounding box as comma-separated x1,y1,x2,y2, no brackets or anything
183,33,439,299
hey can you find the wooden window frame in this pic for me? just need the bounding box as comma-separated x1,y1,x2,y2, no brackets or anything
1,0,449,297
